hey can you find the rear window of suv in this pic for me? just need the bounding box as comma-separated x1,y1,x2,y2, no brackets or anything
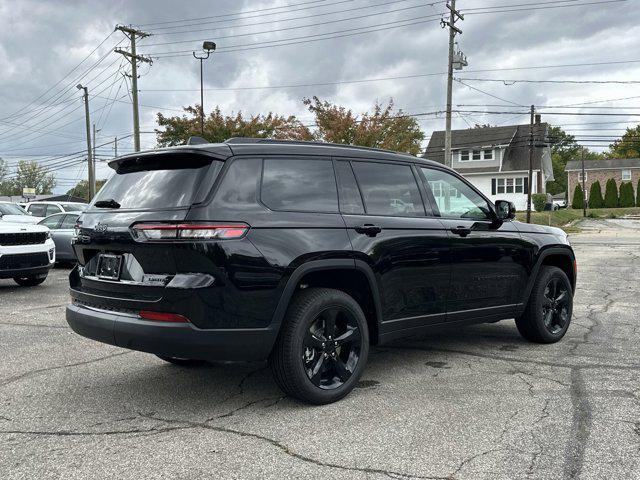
261,158,338,213
93,154,220,210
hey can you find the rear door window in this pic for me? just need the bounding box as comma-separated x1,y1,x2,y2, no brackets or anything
45,204,62,216
92,154,220,210
335,161,364,215
261,158,338,213
351,161,425,216
61,214,79,229
28,204,47,217
40,214,63,229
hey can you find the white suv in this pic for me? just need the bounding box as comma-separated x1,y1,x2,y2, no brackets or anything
0,222,55,286
24,201,87,219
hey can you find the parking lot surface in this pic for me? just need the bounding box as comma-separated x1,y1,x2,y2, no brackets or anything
1,220,638,479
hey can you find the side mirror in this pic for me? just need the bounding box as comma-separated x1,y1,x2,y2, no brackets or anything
495,200,516,220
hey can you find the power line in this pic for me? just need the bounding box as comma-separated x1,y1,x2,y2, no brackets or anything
457,77,640,85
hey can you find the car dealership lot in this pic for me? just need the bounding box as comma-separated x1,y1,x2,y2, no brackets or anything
1,221,638,480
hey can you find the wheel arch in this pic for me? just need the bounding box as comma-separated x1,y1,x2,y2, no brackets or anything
521,246,576,309
270,259,382,345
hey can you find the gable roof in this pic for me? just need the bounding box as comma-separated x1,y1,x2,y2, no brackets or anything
565,158,640,171
423,123,549,173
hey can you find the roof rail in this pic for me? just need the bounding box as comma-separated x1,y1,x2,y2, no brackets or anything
224,137,415,157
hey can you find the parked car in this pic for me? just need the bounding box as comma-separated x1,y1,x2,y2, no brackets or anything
24,201,87,219
0,201,40,224
66,139,576,404
0,221,55,286
38,212,82,262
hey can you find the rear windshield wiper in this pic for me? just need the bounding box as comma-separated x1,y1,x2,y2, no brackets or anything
94,198,121,209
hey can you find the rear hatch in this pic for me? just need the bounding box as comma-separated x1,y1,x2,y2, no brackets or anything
71,150,229,317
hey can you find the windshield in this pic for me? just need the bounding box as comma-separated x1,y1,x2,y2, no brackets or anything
60,203,87,212
92,154,219,210
0,203,28,216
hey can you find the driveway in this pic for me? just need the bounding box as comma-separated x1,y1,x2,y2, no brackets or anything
1,220,638,479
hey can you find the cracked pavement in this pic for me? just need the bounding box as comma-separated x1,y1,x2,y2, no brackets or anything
1,220,639,479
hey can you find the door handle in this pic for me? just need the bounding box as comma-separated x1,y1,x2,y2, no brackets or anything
451,226,471,237
355,224,382,237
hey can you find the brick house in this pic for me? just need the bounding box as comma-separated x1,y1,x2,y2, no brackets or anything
565,158,640,204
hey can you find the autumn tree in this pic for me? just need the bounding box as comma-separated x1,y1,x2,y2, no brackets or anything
2,160,55,196
609,125,640,159
156,105,312,147
303,97,424,155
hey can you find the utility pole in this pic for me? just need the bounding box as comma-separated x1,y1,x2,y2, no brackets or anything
115,25,152,152
77,84,95,200
526,105,535,223
114,137,118,158
442,0,464,168
581,147,587,218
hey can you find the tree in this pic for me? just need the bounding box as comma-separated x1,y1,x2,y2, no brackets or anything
572,183,584,210
0,158,8,195
588,181,604,209
604,178,619,208
156,105,312,147
637,179,640,207
303,97,425,155
546,127,580,196
619,182,635,208
2,160,55,196
609,125,640,159
65,179,107,201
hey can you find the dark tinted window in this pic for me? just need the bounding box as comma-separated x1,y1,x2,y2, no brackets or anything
0,203,26,215
261,158,338,212
212,158,262,211
335,161,364,214
351,162,424,216
28,204,47,217
93,155,218,210
61,214,79,229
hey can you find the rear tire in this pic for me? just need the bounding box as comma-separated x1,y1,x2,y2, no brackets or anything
516,266,573,343
269,288,369,405
13,275,47,287
156,355,206,367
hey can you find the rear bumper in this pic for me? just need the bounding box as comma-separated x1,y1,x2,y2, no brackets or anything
66,303,278,362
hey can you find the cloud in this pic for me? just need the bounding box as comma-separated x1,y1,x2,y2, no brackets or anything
0,0,638,193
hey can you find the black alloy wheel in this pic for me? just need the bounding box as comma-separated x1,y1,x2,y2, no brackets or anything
270,287,369,404
541,277,570,334
302,307,362,390
516,265,573,343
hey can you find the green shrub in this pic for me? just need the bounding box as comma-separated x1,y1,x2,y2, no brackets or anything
604,178,619,208
619,182,635,208
572,184,584,210
637,179,640,206
588,181,604,208
531,193,547,212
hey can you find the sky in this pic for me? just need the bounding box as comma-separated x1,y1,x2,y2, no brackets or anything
0,0,639,194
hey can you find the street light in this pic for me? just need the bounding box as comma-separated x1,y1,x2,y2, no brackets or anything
193,41,216,135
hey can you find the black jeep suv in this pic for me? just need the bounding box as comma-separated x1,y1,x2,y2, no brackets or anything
67,138,576,404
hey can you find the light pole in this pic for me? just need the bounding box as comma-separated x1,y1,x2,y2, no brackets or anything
76,84,95,200
193,41,216,135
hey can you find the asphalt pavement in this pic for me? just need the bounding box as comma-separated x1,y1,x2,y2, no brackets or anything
0,220,638,479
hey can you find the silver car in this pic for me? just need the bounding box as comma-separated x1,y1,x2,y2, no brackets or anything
38,212,81,262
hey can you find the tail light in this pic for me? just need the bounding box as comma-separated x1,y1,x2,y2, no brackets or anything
139,310,190,323
131,222,249,241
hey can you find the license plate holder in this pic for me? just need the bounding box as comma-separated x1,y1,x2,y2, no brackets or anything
96,254,123,281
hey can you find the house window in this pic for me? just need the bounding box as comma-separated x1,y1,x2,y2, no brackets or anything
506,178,514,193
515,177,524,193
578,171,587,182
460,150,470,161
472,150,482,160
496,178,505,194
622,169,631,181
483,149,493,160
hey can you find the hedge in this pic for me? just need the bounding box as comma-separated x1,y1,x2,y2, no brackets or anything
619,182,635,208
604,178,619,208
572,184,584,210
588,180,604,209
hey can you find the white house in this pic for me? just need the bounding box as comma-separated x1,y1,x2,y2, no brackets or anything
423,123,554,210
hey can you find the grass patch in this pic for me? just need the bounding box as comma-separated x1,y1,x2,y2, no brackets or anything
515,207,640,232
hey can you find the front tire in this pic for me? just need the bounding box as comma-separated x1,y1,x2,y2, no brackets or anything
270,288,369,405
516,266,573,343
13,275,47,287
